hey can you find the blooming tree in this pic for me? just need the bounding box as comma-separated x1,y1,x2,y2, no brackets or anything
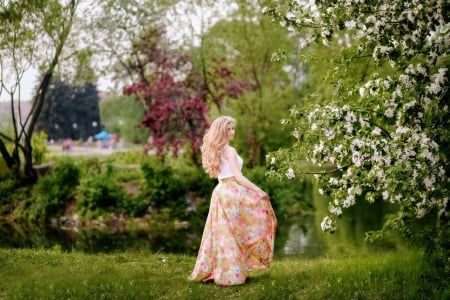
264,1,449,242
123,27,250,157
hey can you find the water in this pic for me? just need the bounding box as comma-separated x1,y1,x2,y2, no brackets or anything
0,185,404,257
0,209,402,258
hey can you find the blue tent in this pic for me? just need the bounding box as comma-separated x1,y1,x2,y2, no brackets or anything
94,131,111,140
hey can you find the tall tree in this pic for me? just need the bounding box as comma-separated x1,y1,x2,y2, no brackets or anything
0,0,79,182
196,0,299,165
265,1,449,252
123,27,250,158
81,0,179,90
35,77,101,141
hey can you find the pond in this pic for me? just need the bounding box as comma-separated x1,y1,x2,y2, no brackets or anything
0,189,404,258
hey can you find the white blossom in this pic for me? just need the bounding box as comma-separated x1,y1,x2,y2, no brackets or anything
330,205,342,216
285,168,295,179
320,216,336,232
329,177,339,186
428,82,441,94
343,194,355,207
372,127,381,135
345,20,356,30
416,207,427,218
352,151,362,167
384,108,394,118
359,87,365,97
286,12,296,19
423,176,435,190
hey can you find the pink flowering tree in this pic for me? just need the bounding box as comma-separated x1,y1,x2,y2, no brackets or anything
123,27,250,159
264,0,449,249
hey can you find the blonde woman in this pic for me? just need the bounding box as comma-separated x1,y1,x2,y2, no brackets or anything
188,116,277,286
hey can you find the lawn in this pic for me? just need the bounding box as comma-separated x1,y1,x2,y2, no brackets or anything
0,247,444,299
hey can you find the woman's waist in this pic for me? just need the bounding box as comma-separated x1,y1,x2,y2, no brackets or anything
218,176,236,183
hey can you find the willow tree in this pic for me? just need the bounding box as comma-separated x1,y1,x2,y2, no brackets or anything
265,1,449,256
0,0,79,182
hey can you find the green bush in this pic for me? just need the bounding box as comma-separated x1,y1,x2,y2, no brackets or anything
28,158,80,222
140,163,185,217
76,173,127,219
0,178,32,217
31,131,48,164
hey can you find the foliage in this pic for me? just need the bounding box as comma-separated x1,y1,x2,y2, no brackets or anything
139,162,186,217
198,4,299,165
0,179,31,217
0,0,79,181
31,131,48,164
26,158,80,222
76,171,127,219
83,0,178,87
264,0,450,249
35,78,101,141
122,26,253,158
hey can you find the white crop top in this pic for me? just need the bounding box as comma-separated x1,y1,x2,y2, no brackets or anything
218,145,243,179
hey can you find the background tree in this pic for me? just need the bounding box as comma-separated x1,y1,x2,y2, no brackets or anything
265,0,449,258
198,0,300,165
123,26,251,158
35,77,101,141
83,0,179,91
0,0,79,182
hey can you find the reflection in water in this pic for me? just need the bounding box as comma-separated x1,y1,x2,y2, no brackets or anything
0,212,402,258
0,221,201,254
282,216,326,258
284,224,309,255
0,183,404,257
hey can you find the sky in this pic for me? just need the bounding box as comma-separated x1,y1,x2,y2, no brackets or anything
0,68,114,102
0,0,237,103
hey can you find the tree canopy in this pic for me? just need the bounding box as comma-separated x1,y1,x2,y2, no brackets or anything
0,0,79,181
35,78,101,141
264,0,449,247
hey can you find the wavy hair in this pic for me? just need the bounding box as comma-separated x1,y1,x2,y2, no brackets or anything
201,116,235,178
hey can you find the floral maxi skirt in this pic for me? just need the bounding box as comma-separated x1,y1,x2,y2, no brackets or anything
187,178,277,285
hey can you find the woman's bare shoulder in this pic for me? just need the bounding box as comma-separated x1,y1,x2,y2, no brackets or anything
223,145,237,156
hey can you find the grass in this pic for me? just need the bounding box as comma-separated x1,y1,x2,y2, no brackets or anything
0,247,445,300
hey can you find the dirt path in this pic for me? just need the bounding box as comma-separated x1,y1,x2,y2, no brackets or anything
47,144,131,156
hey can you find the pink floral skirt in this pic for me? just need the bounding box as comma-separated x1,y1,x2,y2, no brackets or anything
187,177,277,286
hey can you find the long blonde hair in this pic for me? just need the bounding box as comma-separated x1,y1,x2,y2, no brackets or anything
201,116,235,178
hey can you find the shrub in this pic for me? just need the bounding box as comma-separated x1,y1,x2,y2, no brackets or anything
140,163,185,218
76,173,127,219
31,131,48,164
28,158,80,222
0,178,32,218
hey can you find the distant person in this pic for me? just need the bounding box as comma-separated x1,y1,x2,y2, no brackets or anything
84,136,93,147
187,116,277,286
62,139,72,151
111,133,118,149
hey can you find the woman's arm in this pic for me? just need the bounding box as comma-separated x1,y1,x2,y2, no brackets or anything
223,146,267,198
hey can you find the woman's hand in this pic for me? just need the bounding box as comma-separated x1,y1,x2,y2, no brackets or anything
256,189,268,198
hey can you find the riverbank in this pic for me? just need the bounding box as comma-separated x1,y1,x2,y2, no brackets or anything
0,248,444,299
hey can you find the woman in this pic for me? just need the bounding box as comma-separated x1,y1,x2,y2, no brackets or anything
187,116,277,286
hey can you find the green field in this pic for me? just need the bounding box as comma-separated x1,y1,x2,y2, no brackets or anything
0,248,445,300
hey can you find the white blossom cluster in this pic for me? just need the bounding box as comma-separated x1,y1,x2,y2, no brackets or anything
264,0,450,235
